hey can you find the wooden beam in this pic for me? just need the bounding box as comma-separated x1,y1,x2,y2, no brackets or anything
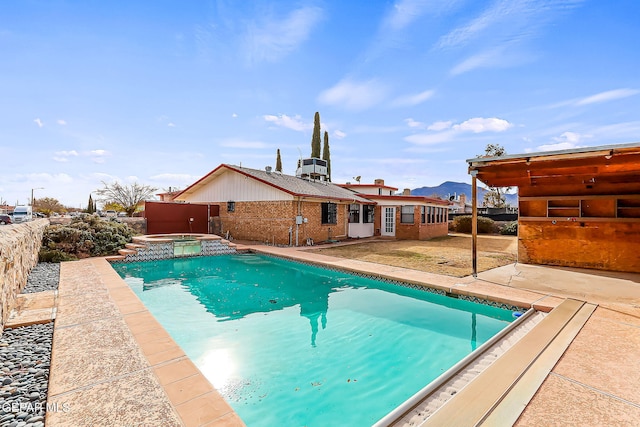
471,171,478,277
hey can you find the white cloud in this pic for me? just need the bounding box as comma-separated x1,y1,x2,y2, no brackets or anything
406,117,513,145
533,131,590,152
57,119,67,125
453,117,512,133
405,118,424,128
536,142,580,152
24,172,73,184
575,88,640,106
333,130,346,139
439,0,583,75
437,0,510,49
53,150,79,163
383,0,458,31
391,89,435,107
34,118,43,128
88,149,110,164
56,150,79,157
552,131,584,144
384,0,430,31
588,121,640,138
405,130,459,145
149,173,198,183
244,6,324,63
232,113,238,118
263,114,311,131
318,79,389,111
427,120,453,131
167,122,176,127
438,0,582,49
220,139,268,149
450,47,504,75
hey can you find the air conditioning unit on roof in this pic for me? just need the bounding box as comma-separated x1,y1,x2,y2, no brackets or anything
296,157,328,181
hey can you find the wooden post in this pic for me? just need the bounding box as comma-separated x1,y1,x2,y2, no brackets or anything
471,171,478,277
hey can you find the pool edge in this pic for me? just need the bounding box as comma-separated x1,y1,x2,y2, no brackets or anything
46,257,246,427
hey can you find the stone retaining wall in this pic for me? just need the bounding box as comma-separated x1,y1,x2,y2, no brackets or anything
0,219,48,333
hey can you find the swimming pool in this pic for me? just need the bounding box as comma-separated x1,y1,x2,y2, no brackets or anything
113,254,514,426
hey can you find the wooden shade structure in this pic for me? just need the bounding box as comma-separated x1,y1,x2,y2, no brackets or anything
467,142,640,275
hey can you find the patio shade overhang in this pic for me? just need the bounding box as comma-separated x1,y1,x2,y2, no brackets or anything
466,142,640,190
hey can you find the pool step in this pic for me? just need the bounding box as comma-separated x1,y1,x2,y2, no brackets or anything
110,234,242,262
118,248,137,257
125,243,147,250
421,299,596,426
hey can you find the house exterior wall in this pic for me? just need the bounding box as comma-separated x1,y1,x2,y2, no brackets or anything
219,199,349,245
374,204,448,240
189,170,293,202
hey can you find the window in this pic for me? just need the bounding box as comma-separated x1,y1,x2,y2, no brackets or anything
348,204,360,223
363,205,375,223
227,201,235,212
401,205,414,223
321,202,337,224
421,206,426,223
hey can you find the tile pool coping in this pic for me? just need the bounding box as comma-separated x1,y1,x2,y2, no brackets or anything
46,248,565,426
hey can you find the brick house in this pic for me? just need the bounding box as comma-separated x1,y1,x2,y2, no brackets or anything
340,180,450,240
174,163,374,245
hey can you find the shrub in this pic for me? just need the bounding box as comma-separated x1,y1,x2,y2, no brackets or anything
500,221,518,235
38,249,77,263
452,215,496,234
40,214,134,262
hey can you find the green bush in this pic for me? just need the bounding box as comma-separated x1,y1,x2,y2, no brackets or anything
452,215,497,234
38,249,77,263
40,214,134,262
500,221,518,235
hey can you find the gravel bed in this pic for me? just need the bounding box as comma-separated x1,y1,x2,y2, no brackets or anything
0,263,59,427
0,324,51,427
23,264,60,294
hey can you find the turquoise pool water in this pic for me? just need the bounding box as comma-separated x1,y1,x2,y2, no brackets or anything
113,254,513,426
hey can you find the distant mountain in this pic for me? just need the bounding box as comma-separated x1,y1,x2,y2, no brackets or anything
412,181,518,206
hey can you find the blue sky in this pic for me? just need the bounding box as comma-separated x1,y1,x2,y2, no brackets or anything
2,0,639,208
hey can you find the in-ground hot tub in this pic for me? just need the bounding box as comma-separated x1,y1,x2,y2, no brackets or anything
118,234,237,262
139,234,205,256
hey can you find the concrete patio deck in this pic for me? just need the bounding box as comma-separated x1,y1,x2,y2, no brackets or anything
13,244,638,426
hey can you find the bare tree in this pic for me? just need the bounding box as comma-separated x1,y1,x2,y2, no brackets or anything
95,181,157,216
478,144,512,208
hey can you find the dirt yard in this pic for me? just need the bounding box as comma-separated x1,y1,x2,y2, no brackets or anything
307,234,517,277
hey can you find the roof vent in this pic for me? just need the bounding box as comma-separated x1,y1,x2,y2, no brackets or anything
265,166,272,174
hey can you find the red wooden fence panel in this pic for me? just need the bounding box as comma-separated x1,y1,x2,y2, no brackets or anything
145,201,218,234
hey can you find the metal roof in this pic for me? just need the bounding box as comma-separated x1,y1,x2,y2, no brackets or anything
465,142,640,189
176,164,373,203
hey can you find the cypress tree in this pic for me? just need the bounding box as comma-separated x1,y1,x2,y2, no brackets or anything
311,112,321,158
276,149,283,172
322,131,331,182
87,194,94,214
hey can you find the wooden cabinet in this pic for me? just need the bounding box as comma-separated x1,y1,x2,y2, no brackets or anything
617,198,640,218
519,195,640,221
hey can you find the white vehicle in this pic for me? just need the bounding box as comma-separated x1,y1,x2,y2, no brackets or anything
13,205,33,223
105,210,117,218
